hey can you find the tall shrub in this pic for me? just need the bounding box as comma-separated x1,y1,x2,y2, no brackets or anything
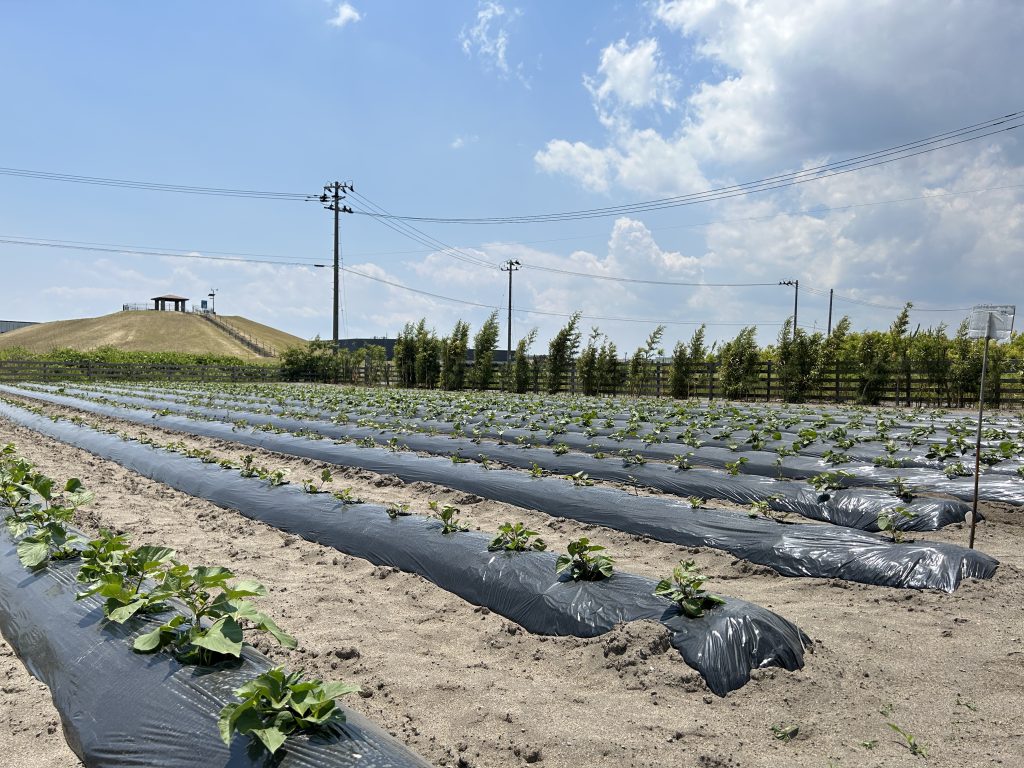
547,312,582,394
471,311,500,390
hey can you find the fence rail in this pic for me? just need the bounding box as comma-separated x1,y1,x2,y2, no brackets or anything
0,360,281,383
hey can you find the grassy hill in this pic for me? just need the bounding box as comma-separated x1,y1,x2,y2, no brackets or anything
0,311,306,359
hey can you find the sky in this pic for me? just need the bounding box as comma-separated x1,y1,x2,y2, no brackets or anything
1,0,1022,353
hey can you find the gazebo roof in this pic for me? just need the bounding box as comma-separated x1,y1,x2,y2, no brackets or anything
150,294,189,301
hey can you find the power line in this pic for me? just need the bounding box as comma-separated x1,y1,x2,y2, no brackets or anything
0,167,315,200
357,111,1024,224
802,284,972,312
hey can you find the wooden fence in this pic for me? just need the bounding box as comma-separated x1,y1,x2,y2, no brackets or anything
0,360,281,383
357,359,1023,408
1,357,1019,408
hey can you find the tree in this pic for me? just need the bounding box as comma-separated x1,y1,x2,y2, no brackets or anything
439,320,470,390
413,319,441,389
470,311,500,390
392,322,418,388
626,325,665,396
547,312,582,393
774,319,823,403
576,327,602,396
510,328,538,394
670,325,706,399
596,337,620,394
889,302,915,405
909,324,950,405
856,330,891,404
717,326,761,399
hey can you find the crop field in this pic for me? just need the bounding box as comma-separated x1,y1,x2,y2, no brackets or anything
1,381,1022,767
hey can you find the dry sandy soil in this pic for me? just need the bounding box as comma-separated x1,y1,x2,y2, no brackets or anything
1,394,1022,768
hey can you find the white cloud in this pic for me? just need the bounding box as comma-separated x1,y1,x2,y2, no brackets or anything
534,139,619,193
459,1,529,85
586,38,676,113
327,2,361,29
450,134,479,150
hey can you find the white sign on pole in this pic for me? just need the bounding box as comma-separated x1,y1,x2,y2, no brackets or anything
968,304,1016,341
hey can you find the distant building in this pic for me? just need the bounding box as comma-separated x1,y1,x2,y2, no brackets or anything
0,320,38,334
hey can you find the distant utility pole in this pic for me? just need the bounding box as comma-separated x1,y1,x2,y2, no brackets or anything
779,279,799,341
320,181,354,351
501,259,521,376
208,288,217,314
827,288,833,336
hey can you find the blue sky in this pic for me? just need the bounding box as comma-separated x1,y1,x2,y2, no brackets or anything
1,1,1022,352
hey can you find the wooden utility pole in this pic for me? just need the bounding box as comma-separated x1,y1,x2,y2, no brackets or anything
779,279,799,340
827,288,833,336
501,259,521,382
320,181,354,351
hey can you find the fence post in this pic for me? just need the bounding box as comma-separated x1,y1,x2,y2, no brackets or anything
656,362,662,398
707,362,715,401
765,360,772,402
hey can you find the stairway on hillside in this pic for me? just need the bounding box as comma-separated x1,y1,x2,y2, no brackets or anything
196,313,277,358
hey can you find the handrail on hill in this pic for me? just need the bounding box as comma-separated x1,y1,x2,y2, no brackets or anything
192,311,277,358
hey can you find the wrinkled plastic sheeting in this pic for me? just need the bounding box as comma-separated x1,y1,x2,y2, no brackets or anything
0,408,807,697
0,401,998,594
8,386,973,531
0,532,431,768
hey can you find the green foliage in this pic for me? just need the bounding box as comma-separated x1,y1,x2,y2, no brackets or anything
301,468,333,494
385,502,411,518
717,326,761,399
887,722,927,757
432,504,468,534
654,559,725,617
439,319,471,391
775,319,823,403
331,487,363,505
724,457,748,475
626,325,665,396
566,471,594,486
488,522,547,552
509,329,538,394
130,565,296,663
771,724,800,742
670,325,706,399
470,311,501,390
555,537,614,581
877,506,916,542
4,476,90,569
218,666,358,755
807,471,853,496
576,327,603,396
687,496,704,509
547,312,582,394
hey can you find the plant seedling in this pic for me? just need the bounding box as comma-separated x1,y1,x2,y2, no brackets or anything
654,559,725,618
890,476,915,502
771,724,799,742
218,666,358,755
529,463,545,478
331,487,363,505
432,505,468,534
861,739,878,750
132,565,297,663
552,443,570,456
724,457,748,476
301,468,333,494
748,500,771,518
807,471,853,499
555,538,614,581
888,723,927,757
239,455,258,478
488,522,546,552
385,502,411,519
671,454,692,470
877,506,916,542
566,471,594,487
687,496,704,509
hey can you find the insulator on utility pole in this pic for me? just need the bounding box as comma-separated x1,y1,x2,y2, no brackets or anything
322,181,354,352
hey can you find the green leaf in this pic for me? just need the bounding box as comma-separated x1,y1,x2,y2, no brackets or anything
133,626,167,652
191,616,244,657
16,537,49,568
250,725,288,755
108,599,148,624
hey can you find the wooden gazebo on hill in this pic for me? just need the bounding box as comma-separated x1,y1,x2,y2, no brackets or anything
151,294,189,312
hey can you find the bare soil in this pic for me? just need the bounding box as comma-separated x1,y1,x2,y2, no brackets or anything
1,396,1022,768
